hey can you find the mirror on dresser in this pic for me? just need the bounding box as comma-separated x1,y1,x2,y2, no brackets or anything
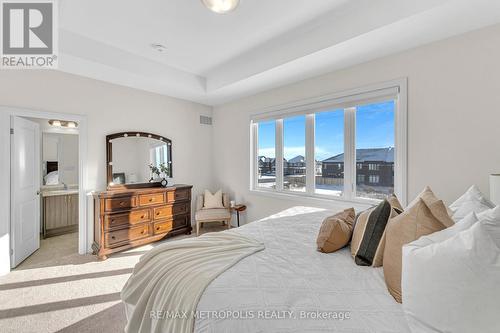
106,132,172,189
94,131,192,260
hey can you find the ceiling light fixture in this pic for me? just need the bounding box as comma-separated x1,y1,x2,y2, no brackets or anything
201,0,240,14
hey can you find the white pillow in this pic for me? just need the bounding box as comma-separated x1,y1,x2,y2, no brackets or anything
449,185,495,221
44,171,59,185
402,207,500,333
203,189,224,209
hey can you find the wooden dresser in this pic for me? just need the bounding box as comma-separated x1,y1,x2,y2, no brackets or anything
92,184,192,259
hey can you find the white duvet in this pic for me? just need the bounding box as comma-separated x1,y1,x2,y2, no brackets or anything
194,206,410,333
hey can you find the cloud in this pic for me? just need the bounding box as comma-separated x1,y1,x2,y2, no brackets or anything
258,148,275,158
284,146,306,159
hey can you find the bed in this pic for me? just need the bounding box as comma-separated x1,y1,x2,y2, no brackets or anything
124,206,410,332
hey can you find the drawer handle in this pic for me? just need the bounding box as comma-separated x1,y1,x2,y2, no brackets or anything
149,198,154,202
119,201,126,206
141,215,145,219
156,227,160,231
156,212,161,216
141,231,145,234
111,236,116,240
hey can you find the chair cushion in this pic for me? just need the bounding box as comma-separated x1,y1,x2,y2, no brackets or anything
195,208,231,222
204,189,224,209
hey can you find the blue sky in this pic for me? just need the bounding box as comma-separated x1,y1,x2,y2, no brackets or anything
258,100,395,161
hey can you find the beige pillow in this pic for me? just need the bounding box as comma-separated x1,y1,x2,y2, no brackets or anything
316,208,355,253
351,195,403,267
383,187,454,303
203,189,224,209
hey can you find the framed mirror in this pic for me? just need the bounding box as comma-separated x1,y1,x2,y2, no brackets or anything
106,132,172,189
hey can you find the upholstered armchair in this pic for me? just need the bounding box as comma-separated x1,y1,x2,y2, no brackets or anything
194,193,231,236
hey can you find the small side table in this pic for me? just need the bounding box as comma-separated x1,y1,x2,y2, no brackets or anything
231,204,247,227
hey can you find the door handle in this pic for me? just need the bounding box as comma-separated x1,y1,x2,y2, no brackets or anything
36,190,40,196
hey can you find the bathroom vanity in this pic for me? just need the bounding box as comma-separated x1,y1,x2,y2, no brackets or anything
42,190,79,238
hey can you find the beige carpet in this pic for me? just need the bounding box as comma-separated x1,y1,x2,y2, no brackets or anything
0,224,227,333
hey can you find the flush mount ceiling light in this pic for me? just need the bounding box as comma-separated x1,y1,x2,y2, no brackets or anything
201,0,240,14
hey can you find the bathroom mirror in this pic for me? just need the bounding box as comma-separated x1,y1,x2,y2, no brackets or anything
106,132,172,189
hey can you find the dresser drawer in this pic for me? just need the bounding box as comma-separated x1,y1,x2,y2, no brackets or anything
153,203,189,220
105,196,137,211
105,224,149,247
153,220,173,235
173,214,190,229
167,189,190,203
138,193,165,206
104,209,150,230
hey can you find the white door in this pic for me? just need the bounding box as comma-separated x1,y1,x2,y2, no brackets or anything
11,116,40,267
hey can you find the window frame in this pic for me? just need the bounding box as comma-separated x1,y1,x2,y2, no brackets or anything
250,79,407,206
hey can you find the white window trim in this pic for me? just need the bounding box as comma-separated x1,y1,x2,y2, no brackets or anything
250,78,408,206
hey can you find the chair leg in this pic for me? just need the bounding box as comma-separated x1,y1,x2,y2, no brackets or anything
227,219,231,230
196,221,200,236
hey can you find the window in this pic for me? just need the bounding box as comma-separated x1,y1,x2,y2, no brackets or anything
369,175,380,184
251,81,406,204
283,115,306,192
315,109,344,196
356,101,395,200
257,120,276,189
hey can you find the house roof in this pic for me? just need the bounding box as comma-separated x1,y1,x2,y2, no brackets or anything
322,147,394,163
288,155,305,163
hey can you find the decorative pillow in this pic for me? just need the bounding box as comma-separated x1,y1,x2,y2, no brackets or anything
316,208,355,253
449,185,495,222
350,195,403,267
402,207,500,333
409,212,478,248
203,189,224,209
383,186,454,303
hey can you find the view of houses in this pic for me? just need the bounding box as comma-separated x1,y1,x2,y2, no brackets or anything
258,147,394,199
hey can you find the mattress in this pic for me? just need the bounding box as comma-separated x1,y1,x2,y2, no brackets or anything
194,206,410,333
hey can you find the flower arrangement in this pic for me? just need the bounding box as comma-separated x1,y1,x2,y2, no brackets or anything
149,163,170,183
159,163,170,177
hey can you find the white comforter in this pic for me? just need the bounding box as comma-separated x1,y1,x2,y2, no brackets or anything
121,232,265,333
194,206,410,333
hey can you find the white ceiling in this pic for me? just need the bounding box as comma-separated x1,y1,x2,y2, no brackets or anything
58,0,500,105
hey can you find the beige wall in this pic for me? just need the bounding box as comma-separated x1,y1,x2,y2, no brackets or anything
0,70,213,192
0,71,213,274
212,23,500,222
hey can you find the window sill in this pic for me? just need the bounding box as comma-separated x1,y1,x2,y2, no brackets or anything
249,188,380,209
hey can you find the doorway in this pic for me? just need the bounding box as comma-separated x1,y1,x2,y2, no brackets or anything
0,106,88,272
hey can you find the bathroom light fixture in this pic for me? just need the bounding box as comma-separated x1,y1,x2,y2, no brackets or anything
48,119,79,129
201,0,239,14
49,119,61,127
